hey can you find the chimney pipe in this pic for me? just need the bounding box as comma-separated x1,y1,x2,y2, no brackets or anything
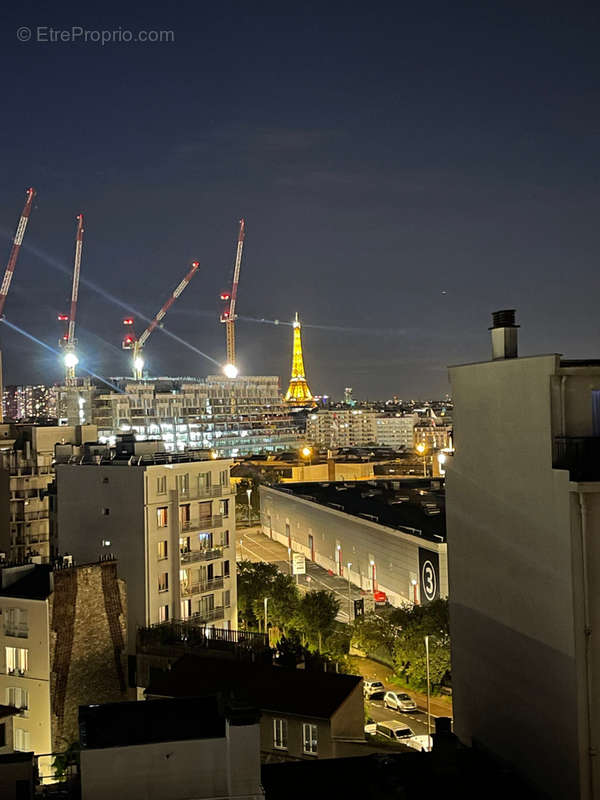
489,309,519,360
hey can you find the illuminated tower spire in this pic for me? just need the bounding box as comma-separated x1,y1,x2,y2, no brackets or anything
285,312,314,406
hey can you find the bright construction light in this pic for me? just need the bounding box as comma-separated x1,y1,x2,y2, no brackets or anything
301,446,312,458
134,356,145,372
63,352,79,368
223,363,238,379
437,453,447,465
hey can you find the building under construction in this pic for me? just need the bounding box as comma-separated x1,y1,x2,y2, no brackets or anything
92,375,302,457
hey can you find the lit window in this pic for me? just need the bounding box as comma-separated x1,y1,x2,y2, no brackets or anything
220,499,229,517
157,540,168,560
5,647,28,675
158,572,168,592
302,723,318,755
273,718,288,749
157,507,168,527
156,476,167,495
159,604,169,623
6,687,28,716
180,599,192,619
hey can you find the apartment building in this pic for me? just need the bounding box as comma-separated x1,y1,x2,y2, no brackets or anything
2,386,57,422
92,375,302,457
55,445,238,649
0,424,97,563
0,559,127,762
446,310,600,799
306,410,377,449
374,414,419,449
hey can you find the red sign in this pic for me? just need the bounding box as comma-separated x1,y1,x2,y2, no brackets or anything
373,590,387,604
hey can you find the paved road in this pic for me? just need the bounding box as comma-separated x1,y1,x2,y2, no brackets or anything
366,696,437,738
237,528,365,622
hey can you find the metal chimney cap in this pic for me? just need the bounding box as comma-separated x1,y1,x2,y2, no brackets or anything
489,309,519,329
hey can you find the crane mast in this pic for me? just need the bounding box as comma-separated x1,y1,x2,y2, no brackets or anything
59,214,84,384
122,260,200,380
220,219,245,375
0,188,36,318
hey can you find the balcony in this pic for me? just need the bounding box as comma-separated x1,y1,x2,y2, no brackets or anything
189,606,225,624
180,515,223,532
553,437,600,482
180,547,223,564
180,577,224,597
177,485,232,501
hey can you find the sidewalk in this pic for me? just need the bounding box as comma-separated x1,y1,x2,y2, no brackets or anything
349,655,453,718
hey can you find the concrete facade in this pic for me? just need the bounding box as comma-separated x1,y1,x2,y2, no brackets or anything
56,455,238,650
260,483,447,607
446,348,600,799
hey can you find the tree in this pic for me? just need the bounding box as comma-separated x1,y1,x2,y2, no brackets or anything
351,611,398,656
391,599,451,689
237,560,278,629
253,572,300,634
294,590,340,651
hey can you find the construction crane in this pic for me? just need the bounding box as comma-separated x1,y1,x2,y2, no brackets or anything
122,260,200,380
58,214,84,384
0,188,36,318
220,218,245,378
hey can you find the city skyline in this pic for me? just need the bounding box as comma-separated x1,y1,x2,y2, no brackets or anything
1,5,599,397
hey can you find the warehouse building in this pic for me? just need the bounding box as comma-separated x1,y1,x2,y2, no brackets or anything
259,479,447,607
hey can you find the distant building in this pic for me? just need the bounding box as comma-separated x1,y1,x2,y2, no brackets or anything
2,386,57,422
306,410,378,449
79,696,264,800
92,376,302,457
413,410,452,452
260,479,447,607
143,653,365,762
0,424,97,563
374,414,419,449
446,310,600,799
0,559,127,763
55,443,238,651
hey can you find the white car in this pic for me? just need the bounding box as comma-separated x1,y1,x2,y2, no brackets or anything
404,734,433,752
383,691,418,712
363,680,385,699
375,721,415,741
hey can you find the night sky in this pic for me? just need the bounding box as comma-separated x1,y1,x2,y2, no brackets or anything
1,2,599,399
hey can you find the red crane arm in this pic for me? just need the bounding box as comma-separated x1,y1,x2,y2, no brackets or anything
0,188,36,317
137,261,200,348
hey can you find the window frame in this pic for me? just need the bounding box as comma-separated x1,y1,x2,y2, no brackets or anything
302,722,318,755
273,718,288,750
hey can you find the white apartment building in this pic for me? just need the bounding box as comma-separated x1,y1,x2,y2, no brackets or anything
0,424,97,563
306,410,377,449
373,414,418,449
55,450,238,649
446,310,600,799
92,376,302,457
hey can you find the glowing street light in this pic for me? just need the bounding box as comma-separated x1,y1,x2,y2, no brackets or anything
415,442,428,476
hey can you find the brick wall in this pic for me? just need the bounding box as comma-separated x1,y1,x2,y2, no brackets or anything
50,562,128,750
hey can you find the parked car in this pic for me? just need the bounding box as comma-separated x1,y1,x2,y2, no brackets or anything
383,691,418,712
403,734,433,752
375,721,415,741
363,680,385,699
364,722,377,735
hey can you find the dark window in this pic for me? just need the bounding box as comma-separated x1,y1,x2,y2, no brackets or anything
102,508,110,516
224,560,230,577
102,477,109,484
0,723,5,746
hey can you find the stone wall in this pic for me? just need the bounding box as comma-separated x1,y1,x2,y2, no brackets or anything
50,561,128,750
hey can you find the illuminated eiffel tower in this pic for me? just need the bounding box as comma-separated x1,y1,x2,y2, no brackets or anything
285,312,315,407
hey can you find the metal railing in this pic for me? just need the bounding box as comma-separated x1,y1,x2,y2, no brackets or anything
178,485,228,501
180,514,223,531
138,621,268,652
189,606,225,623
180,547,223,563
180,576,224,596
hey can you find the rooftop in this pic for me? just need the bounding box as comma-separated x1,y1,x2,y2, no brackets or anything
79,696,228,749
146,654,362,719
267,479,446,543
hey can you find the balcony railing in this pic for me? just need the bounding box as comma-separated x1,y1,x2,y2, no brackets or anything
187,606,225,624
180,515,223,531
180,576,224,596
180,547,223,564
177,485,232,502
553,436,600,482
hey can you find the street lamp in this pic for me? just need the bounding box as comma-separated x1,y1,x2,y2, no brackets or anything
411,577,418,605
264,596,269,637
246,488,252,527
288,546,292,575
425,635,431,735
301,446,313,466
347,562,352,622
